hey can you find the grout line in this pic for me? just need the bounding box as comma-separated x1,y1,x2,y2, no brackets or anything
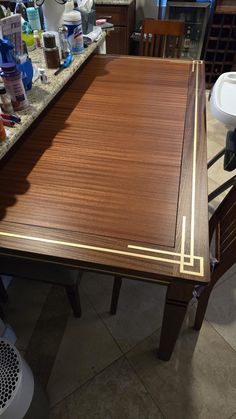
80,278,166,358
80,281,125,355
204,319,236,354
124,354,167,419
49,353,124,410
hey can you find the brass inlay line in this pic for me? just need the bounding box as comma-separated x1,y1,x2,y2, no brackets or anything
128,61,204,276
0,231,203,275
190,60,199,265
0,61,205,277
0,231,185,266
128,245,185,258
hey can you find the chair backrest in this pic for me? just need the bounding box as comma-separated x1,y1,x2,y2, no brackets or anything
139,19,185,58
209,185,236,280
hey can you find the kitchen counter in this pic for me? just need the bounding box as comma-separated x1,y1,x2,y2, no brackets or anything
0,32,105,161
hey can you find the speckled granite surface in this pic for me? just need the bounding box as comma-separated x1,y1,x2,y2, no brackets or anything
95,0,133,5
0,32,105,160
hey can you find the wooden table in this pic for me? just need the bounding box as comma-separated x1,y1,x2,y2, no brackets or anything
0,55,210,360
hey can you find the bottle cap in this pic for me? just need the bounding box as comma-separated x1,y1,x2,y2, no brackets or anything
58,25,68,34
0,63,17,73
43,33,56,49
0,86,6,94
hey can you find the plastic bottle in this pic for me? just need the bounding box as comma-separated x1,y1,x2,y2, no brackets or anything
33,30,41,48
0,86,13,113
1,63,29,111
26,7,41,31
63,1,84,54
38,68,48,84
43,33,60,69
14,0,28,21
58,25,70,58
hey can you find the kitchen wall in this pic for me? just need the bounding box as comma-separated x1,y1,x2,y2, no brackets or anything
135,0,159,30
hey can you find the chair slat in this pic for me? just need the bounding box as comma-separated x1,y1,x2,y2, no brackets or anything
139,19,185,58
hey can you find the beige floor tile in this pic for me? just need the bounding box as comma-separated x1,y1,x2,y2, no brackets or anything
206,271,236,352
4,278,50,351
49,357,164,419
127,322,236,419
81,273,166,353
47,288,122,407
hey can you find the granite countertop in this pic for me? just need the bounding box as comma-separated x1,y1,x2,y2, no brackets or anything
95,0,134,5
0,32,106,161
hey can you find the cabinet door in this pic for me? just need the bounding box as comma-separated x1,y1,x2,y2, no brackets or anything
106,27,128,54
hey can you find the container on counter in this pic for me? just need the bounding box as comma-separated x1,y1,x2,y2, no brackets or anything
1,63,29,111
33,30,41,48
43,32,60,69
38,68,48,84
26,7,41,31
0,85,13,113
63,1,83,54
14,0,28,21
58,25,70,58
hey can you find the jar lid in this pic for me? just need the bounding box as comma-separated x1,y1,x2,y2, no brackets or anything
1,63,17,73
0,85,6,94
43,33,56,49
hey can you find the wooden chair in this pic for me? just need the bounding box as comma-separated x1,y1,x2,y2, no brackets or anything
194,184,236,330
139,19,185,58
0,257,82,318
111,185,236,335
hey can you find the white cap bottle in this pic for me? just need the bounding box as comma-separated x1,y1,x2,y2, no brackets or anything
63,1,84,54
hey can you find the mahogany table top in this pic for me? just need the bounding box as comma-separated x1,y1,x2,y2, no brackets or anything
0,55,210,284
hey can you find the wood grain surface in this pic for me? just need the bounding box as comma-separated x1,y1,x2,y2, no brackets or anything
0,56,210,284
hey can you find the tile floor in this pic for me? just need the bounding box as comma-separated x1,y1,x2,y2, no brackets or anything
2,96,236,419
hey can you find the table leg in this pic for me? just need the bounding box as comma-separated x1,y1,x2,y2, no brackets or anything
158,281,194,361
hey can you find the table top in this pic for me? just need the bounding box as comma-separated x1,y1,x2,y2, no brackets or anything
0,55,210,285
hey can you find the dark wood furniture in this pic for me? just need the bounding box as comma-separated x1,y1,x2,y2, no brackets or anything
0,261,82,318
95,1,135,54
139,19,185,58
194,184,236,331
204,0,236,88
0,55,210,361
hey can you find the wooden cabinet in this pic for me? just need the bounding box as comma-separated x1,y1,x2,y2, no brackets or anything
95,1,135,54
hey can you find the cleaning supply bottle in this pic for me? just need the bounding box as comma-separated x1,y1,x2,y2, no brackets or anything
26,6,41,31
1,63,28,111
14,0,28,21
63,1,83,55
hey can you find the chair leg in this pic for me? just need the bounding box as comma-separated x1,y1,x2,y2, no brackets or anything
0,277,8,303
0,305,4,320
65,282,81,318
110,276,122,315
194,286,212,331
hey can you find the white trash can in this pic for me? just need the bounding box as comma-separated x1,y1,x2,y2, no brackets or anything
0,339,49,419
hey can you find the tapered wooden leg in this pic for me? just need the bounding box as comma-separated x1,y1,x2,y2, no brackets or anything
0,277,8,303
0,305,4,320
158,282,194,361
110,276,122,315
65,281,81,318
